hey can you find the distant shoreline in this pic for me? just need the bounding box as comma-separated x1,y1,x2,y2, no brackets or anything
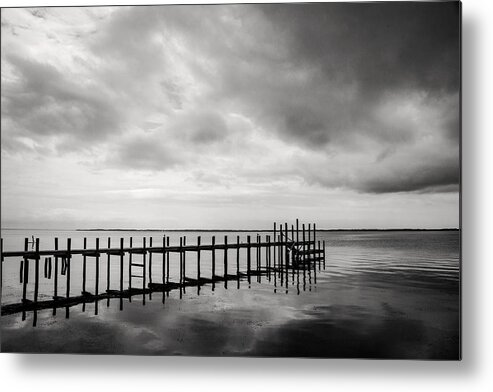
74,228,460,232
1,228,460,232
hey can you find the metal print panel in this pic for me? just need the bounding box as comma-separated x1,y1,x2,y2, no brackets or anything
0,1,461,359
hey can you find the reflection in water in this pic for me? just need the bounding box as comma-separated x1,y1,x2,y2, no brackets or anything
1,230,460,359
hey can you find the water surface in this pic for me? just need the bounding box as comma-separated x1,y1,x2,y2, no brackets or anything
1,229,460,359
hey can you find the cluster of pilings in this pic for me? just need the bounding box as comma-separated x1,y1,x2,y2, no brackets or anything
0,220,326,325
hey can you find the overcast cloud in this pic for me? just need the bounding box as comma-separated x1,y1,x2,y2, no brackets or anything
1,3,460,229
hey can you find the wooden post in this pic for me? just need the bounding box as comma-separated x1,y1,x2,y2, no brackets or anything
183,236,187,284
256,234,261,272
197,236,201,282
291,225,295,281
179,237,183,298
285,222,289,269
302,224,306,265
129,237,133,291
162,235,166,303
119,238,124,311
149,237,153,288
272,222,276,273
82,237,87,294
95,237,100,315
119,238,124,293
66,238,71,299
147,237,152,302
53,237,59,315
107,237,111,294
162,236,166,285
267,235,271,281
296,219,299,245
257,234,261,283
197,236,201,295
95,238,100,297
66,238,71,319
278,223,283,269
308,223,311,259
224,235,228,288
22,238,29,306
179,237,183,285
247,235,251,279
142,237,146,304
211,236,216,279
33,238,40,326
166,236,170,286
236,235,240,277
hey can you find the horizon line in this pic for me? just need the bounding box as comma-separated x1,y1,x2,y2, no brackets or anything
1,227,460,232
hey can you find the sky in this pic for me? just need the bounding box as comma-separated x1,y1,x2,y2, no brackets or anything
1,2,460,230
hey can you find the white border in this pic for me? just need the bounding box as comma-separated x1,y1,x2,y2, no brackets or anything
2,0,492,391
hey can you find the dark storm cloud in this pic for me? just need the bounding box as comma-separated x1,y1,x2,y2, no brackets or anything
261,2,460,95
1,53,121,152
1,3,460,195
248,1,461,144
358,158,460,194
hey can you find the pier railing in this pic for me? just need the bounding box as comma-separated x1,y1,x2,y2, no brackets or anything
0,220,326,325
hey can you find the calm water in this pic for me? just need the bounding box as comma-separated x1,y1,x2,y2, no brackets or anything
0,229,460,359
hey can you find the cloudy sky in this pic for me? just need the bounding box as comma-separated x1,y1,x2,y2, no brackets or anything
1,2,460,230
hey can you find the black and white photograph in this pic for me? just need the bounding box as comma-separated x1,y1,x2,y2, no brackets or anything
1,1,461,359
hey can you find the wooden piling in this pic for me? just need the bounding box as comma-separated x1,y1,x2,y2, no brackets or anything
224,235,228,289
95,238,100,297
247,235,251,280
65,238,71,318
302,224,306,264
291,224,295,281
179,237,183,298
166,236,170,286
272,222,276,273
182,236,186,285
128,237,133,292
149,237,153,289
211,236,216,280
120,238,124,311
142,237,146,304
285,222,289,269
82,237,87,294
22,238,29,306
95,238,100,314
53,238,59,315
33,238,40,326
119,238,124,293
179,237,183,285
107,237,111,295
308,223,311,257
259,234,262,271
257,234,261,283
197,236,201,288
236,235,240,277
236,235,240,289
162,236,166,285
279,223,283,271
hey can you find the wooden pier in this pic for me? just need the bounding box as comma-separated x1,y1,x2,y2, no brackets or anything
0,220,326,324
